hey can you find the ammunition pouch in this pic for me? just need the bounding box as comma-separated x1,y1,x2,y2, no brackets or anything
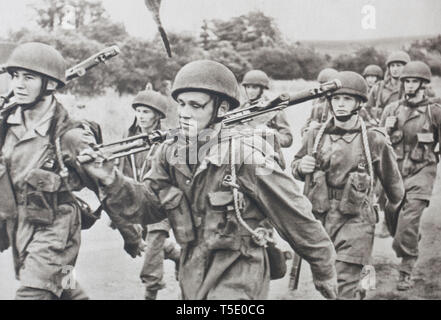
409,133,436,163
0,161,17,220
390,130,405,160
266,242,288,280
403,133,437,177
24,168,61,226
338,170,371,216
306,170,331,215
204,191,242,251
167,195,196,246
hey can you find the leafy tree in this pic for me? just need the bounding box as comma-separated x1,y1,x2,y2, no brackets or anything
202,11,283,52
30,0,107,31
79,18,128,44
332,46,387,74
408,36,441,76
250,45,326,81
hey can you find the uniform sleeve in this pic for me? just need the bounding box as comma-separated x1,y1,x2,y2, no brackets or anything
366,84,378,112
238,152,337,282
61,126,151,245
291,128,312,181
379,103,393,127
370,131,405,206
101,143,181,225
268,111,293,148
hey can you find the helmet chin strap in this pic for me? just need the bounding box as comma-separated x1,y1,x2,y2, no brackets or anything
247,87,263,104
404,80,424,101
19,77,53,110
329,97,361,122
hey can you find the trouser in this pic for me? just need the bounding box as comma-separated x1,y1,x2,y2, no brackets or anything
317,200,376,300
140,230,180,291
180,241,270,300
336,261,364,300
392,198,428,274
16,282,89,300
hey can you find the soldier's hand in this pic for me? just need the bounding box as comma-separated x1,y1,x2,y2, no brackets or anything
385,116,397,129
314,276,338,300
124,238,147,258
80,148,116,186
299,155,316,174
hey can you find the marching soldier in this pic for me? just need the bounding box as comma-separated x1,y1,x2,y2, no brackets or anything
301,68,339,135
0,42,143,300
363,64,384,92
83,60,339,300
366,51,410,123
380,61,440,291
120,89,180,300
240,69,293,169
292,71,405,299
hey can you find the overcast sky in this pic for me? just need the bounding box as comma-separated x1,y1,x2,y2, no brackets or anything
1,0,440,41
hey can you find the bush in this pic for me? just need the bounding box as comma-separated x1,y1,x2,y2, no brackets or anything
332,46,387,74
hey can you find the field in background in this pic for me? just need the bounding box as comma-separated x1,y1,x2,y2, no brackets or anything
1,77,441,300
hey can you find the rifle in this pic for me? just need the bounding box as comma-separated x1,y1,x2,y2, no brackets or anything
76,79,342,164
0,45,121,116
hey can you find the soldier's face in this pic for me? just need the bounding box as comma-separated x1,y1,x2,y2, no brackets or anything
389,62,405,78
10,69,43,104
403,78,422,95
176,91,215,137
331,94,358,116
365,75,378,87
244,84,262,100
135,106,159,129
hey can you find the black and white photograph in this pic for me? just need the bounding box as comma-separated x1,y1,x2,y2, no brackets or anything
1,0,441,303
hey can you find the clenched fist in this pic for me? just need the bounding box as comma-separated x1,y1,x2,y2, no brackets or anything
299,155,316,174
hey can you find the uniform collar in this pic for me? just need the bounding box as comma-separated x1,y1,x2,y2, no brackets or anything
325,118,361,143
7,100,56,137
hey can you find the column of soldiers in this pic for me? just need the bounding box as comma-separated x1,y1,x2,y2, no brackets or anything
0,42,440,300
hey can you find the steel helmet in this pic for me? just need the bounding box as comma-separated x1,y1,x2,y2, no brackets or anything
317,68,339,84
171,60,241,110
5,42,66,88
400,61,432,83
363,64,384,78
386,51,410,67
332,71,368,102
242,70,270,89
132,90,168,119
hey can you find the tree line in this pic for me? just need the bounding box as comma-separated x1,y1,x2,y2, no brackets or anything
2,0,440,96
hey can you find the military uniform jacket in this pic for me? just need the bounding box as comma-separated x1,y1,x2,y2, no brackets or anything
293,118,404,208
380,99,441,200
102,127,337,299
119,120,170,233
0,100,141,295
366,78,401,121
292,118,405,264
239,95,293,169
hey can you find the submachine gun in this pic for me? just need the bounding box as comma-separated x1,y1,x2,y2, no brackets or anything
76,79,342,165
0,45,121,117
